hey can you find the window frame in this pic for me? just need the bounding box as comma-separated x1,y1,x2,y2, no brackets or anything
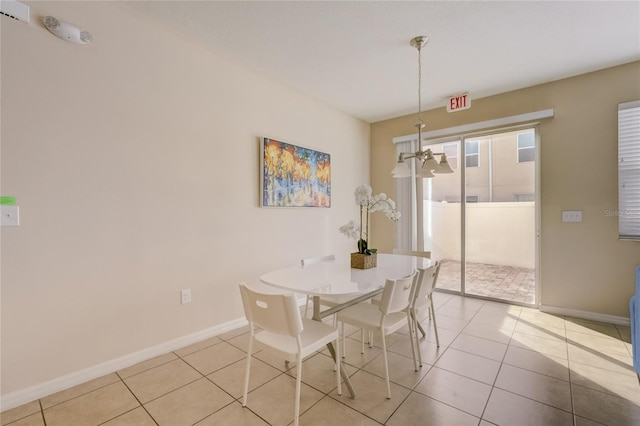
465,140,479,168
514,193,535,202
516,131,535,163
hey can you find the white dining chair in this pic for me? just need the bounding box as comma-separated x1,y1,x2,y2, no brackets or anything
301,254,335,266
365,249,430,348
392,248,431,258
337,272,418,399
301,254,352,367
370,261,440,349
239,283,341,426
410,261,441,356
301,254,336,319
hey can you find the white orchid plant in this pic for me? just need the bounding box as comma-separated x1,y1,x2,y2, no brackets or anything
339,184,401,255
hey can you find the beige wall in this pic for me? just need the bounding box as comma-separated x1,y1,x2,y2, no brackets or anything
372,61,640,318
1,2,369,400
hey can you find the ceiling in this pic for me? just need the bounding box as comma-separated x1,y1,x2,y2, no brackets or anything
124,1,640,123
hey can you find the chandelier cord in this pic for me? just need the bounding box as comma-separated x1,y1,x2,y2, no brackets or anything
392,36,453,178
416,41,424,159
417,43,422,128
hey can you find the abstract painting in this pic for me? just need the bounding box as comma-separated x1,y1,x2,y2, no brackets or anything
260,137,331,207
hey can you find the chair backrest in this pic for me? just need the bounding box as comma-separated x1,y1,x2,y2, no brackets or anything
378,272,417,315
301,254,336,267
412,261,440,308
392,249,431,259
239,283,303,337
432,260,441,289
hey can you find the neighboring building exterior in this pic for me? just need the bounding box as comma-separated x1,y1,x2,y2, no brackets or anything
425,128,535,203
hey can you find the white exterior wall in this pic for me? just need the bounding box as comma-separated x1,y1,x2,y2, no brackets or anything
428,202,535,268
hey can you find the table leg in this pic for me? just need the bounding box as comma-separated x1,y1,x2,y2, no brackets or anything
312,295,356,398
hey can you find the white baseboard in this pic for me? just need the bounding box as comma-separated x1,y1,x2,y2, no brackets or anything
539,304,630,326
1,317,248,412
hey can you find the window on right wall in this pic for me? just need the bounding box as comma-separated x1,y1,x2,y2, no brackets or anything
618,100,640,240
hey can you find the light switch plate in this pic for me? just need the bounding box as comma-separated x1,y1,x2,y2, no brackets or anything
562,210,582,223
1,205,20,226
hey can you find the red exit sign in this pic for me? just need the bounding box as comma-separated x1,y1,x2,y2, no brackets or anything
447,93,470,112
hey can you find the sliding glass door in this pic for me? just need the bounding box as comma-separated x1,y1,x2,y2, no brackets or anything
419,127,538,305
420,139,462,294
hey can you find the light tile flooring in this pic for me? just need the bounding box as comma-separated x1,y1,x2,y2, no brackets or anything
3,293,639,426
438,260,536,305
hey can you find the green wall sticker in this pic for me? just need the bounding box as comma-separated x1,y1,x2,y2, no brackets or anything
0,196,17,205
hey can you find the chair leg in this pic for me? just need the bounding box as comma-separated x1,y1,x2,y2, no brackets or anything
304,295,311,318
412,311,423,367
381,332,391,399
361,329,365,354
242,336,254,407
341,322,346,358
336,336,342,396
407,312,419,372
294,354,302,426
332,315,339,370
331,317,338,371
430,297,440,347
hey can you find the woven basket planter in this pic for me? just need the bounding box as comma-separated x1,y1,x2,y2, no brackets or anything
351,252,377,269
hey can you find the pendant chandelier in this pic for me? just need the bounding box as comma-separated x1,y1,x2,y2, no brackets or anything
392,36,453,179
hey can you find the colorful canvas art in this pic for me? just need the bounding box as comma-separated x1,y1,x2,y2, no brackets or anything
260,137,331,207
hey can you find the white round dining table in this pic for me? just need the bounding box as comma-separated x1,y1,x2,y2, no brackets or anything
259,253,433,399
259,253,432,298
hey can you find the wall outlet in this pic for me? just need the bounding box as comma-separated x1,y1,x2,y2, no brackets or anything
181,289,191,304
1,205,20,226
562,210,582,223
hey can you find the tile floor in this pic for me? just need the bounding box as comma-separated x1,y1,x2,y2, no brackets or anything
437,260,536,305
2,293,639,426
